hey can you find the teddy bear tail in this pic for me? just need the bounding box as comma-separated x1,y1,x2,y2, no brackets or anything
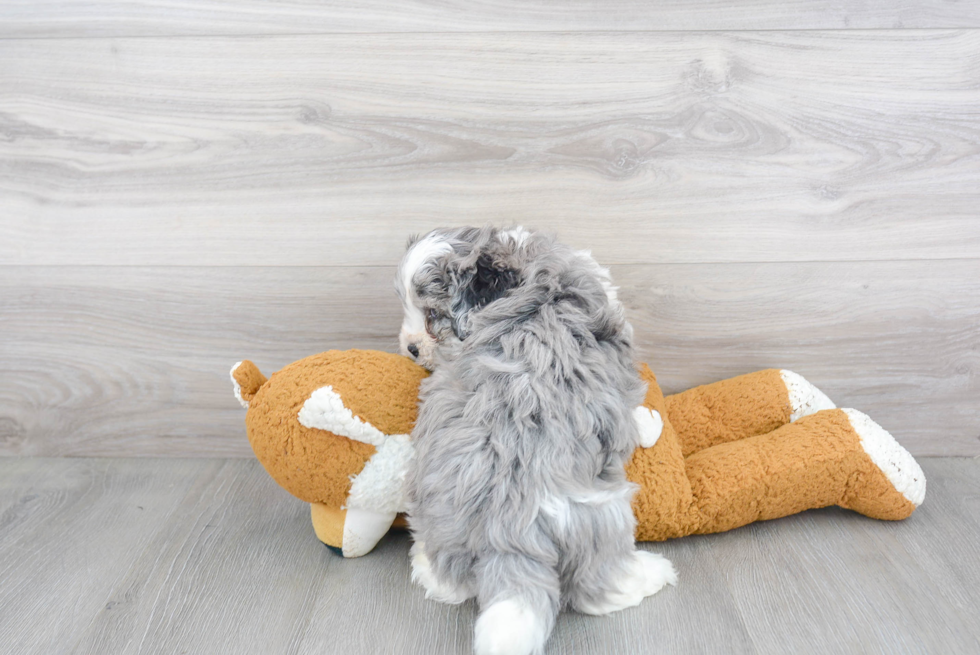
230,360,268,408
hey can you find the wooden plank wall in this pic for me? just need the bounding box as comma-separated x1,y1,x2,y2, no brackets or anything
1,3,978,457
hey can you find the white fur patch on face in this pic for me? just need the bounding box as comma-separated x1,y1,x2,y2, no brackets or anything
401,303,426,336
634,406,663,448
400,232,452,309
780,370,836,421
398,232,453,366
229,361,249,409
474,598,550,655
842,408,926,506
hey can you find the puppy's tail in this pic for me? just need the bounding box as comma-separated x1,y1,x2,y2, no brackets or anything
473,552,559,655
230,360,267,408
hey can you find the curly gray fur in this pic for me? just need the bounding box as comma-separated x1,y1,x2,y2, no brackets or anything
403,226,654,654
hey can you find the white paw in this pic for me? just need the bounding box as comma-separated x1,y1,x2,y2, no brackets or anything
474,598,549,655
842,408,926,506
634,406,664,448
633,550,678,596
577,550,677,615
781,370,836,421
409,542,473,605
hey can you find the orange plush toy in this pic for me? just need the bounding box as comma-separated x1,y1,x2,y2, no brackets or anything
231,350,925,557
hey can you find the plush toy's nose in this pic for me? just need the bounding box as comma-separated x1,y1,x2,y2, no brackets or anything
407,343,419,358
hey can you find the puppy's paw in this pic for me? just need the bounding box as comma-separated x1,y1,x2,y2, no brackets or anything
410,543,474,605
474,598,548,655
633,550,678,596
576,550,677,615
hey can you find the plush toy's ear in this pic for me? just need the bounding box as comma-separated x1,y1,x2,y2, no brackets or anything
230,360,267,408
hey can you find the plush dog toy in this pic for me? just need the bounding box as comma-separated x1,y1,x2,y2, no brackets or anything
231,350,925,557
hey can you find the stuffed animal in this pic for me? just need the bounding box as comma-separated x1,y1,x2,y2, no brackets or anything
231,350,925,557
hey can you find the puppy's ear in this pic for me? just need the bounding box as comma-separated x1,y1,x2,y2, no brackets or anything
462,252,520,310
451,251,521,340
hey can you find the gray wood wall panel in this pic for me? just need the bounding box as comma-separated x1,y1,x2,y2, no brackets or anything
2,262,976,457
2,31,978,266
2,1,980,37
1,18,977,459
1,457,978,654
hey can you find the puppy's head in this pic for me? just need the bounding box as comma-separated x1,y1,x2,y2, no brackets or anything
395,226,525,370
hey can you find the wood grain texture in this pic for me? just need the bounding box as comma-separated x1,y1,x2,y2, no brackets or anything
0,266,404,458
2,31,978,266
66,460,328,655
0,457,977,654
1,261,976,458
2,0,980,37
0,458,225,654
621,260,980,456
709,458,980,654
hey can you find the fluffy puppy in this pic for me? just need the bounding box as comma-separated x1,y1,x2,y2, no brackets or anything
397,226,677,655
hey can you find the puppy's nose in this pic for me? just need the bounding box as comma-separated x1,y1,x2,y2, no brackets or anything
407,343,419,358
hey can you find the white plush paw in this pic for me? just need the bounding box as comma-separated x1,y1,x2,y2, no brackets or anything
409,543,474,605
842,408,926,506
634,406,664,448
341,507,397,558
577,550,677,615
474,598,549,655
781,370,836,421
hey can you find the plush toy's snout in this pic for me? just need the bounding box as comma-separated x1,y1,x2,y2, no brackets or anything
231,350,429,557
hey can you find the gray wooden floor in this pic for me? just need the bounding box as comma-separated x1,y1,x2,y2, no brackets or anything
1,456,977,655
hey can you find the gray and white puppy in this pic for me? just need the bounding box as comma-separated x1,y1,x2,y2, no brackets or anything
396,226,676,655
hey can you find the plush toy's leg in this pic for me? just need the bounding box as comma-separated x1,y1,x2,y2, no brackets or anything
310,502,397,557
685,408,925,535
311,503,346,556
665,369,835,457
627,417,701,542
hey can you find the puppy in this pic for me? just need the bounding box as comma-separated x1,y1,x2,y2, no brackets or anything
397,226,676,655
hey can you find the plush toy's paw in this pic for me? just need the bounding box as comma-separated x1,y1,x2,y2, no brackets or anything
474,598,549,655
781,370,836,421
843,408,926,508
410,542,475,604
311,503,398,558
634,406,664,448
575,550,677,615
